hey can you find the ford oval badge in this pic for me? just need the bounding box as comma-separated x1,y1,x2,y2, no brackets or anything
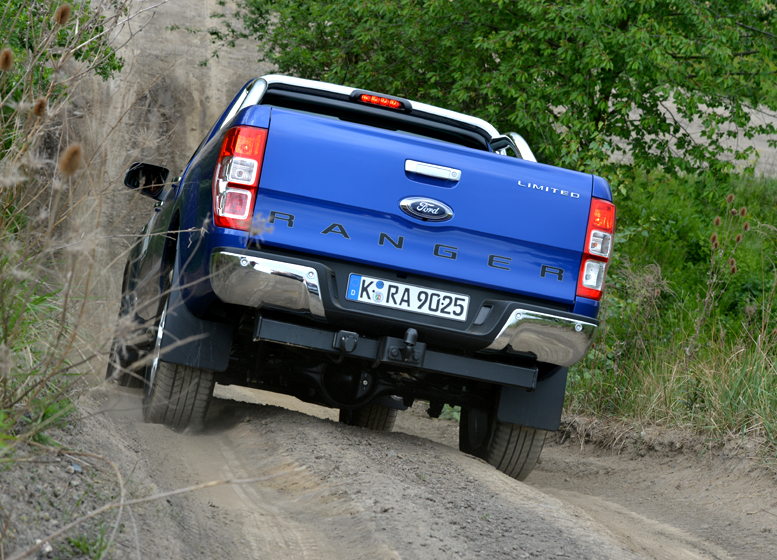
399,197,454,222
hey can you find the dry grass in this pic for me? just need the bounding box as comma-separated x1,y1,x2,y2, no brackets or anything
0,2,268,558
0,2,155,555
0,0,140,453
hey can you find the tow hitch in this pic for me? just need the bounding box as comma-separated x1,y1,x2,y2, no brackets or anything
253,315,537,389
378,328,424,368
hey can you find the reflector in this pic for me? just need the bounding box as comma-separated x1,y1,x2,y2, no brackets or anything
222,189,251,219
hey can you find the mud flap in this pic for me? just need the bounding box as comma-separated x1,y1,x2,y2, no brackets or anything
160,257,233,372
496,367,568,431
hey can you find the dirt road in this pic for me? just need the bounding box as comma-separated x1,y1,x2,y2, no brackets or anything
85,384,776,560
46,0,777,558
100,387,641,560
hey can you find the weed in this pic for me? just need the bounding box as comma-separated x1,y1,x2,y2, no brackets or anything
0,0,156,557
67,523,110,559
439,405,461,423
0,0,134,454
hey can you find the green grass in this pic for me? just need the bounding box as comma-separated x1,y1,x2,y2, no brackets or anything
0,271,72,452
67,523,111,559
567,170,777,449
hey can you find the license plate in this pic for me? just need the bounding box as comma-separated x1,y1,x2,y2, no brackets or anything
345,274,469,321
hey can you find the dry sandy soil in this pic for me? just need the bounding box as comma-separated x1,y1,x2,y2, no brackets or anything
3,385,777,559
2,0,777,559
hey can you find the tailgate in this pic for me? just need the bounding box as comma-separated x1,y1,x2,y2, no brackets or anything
249,108,592,305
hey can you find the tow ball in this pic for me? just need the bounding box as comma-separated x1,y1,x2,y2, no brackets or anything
381,328,425,367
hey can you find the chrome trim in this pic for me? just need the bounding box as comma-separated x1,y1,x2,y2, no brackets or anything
240,78,268,112
491,135,520,158
485,308,596,367
405,160,461,181
506,132,537,163
220,79,258,130
210,252,326,319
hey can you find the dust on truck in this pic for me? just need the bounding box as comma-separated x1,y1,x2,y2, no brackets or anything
109,75,615,481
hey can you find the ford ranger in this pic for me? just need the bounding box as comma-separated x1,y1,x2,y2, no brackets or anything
107,75,615,481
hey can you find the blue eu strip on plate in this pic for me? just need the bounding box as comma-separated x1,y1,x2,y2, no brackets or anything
346,274,362,301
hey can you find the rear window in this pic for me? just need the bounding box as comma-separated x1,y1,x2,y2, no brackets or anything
259,86,490,151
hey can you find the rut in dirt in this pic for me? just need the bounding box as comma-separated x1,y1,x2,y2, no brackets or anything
106,388,642,560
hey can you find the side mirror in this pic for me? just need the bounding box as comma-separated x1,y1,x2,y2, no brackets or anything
124,162,170,200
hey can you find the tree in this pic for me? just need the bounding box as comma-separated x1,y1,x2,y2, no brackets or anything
215,0,777,175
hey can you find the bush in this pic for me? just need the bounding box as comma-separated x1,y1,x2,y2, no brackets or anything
215,0,777,175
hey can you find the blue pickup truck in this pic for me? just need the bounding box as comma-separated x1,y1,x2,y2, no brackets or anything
108,75,615,481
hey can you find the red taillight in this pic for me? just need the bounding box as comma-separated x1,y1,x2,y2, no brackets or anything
591,199,615,231
358,93,404,110
213,126,268,230
576,198,616,301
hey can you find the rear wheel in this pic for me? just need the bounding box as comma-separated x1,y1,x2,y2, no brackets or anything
459,406,546,481
143,361,215,431
339,405,397,431
142,286,215,432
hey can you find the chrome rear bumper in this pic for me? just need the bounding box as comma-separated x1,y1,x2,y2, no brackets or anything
209,250,596,367
210,251,326,319
485,309,596,367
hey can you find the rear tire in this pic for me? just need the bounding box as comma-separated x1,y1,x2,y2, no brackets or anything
339,405,397,431
459,406,546,481
143,361,215,432
141,284,215,432
487,422,546,481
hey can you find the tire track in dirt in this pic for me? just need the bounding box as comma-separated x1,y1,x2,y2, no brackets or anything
214,386,777,560
531,439,777,560
116,400,402,559
108,391,640,560
98,366,775,559
539,489,731,560
210,436,396,560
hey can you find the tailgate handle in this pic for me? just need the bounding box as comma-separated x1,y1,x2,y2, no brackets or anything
405,160,461,182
